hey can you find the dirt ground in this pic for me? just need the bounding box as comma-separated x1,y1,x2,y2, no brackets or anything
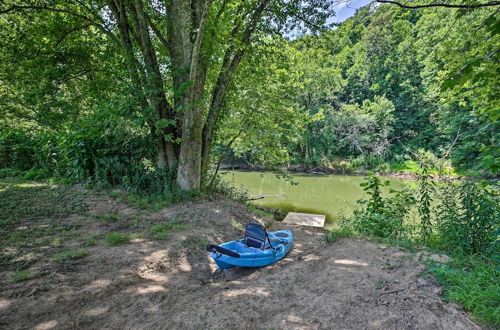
0,183,484,329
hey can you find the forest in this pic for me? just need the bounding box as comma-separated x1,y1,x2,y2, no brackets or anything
1,0,498,192
0,0,499,328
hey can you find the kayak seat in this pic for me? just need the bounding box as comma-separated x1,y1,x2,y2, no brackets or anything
245,223,272,250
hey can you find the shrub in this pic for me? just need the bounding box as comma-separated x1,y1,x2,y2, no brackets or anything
345,174,416,238
436,180,499,255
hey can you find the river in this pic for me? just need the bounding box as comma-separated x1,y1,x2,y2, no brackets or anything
222,171,412,228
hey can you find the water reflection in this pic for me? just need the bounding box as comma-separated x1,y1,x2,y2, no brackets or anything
222,171,410,227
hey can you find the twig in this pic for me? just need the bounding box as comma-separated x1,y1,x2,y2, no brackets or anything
376,0,500,9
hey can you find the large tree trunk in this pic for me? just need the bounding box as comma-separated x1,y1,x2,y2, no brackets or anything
167,0,209,190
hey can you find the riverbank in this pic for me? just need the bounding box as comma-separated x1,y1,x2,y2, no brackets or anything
0,179,485,329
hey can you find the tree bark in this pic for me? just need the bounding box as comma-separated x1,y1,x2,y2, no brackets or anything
167,0,210,190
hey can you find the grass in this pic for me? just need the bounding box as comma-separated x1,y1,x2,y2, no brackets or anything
0,179,86,228
325,227,352,243
427,255,500,327
97,213,123,223
182,236,208,250
151,222,190,232
52,248,89,262
84,236,97,247
150,221,189,240
105,232,130,246
153,231,169,240
109,190,197,211
8,270,32,282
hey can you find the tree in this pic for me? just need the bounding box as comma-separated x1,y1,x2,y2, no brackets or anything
0,0,334,190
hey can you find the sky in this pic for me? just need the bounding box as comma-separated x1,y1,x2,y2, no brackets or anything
330,0,374,23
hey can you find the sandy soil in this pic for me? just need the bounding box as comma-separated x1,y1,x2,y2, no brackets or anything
0,190,483,329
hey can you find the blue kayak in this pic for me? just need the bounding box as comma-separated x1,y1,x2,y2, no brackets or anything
206,223,293,270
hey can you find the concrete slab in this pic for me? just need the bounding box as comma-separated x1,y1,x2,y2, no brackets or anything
283,212,325,228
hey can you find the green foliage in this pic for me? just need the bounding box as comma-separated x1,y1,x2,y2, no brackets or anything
429,255,500,327
435,180,499,255
418,165,435,242
344,174,499,327
348,172,499,256
105,233,130,246
346,174,416,238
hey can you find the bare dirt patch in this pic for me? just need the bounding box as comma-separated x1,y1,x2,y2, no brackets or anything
0,183,484,329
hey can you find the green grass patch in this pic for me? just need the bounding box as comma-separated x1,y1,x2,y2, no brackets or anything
0,179,86,229
8,270,32,282
105,232,130,246
84,236,97,246
150,222,188,240
52,248,89,262
97,213,123,223
325,227,352,243
151,222,190,232
182,236,208,250
427,255,500,327
153,231,169,240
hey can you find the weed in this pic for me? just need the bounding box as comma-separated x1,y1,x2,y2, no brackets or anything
325,227,352,243
9,270,32,282
84,236,97,247
97,213,122,223
52,249,89,262
182,236,208,250
229,218,243,230
428,255,500,327
153,231,169,240
105,232,130,246
151,222,190,232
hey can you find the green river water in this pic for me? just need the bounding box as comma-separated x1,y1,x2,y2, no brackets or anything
222,171,412,228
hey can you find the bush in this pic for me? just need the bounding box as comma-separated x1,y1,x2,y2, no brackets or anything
436,180,499,255
345,174,416,238
0,128,36,171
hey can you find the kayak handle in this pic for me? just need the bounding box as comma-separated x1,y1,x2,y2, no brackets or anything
206,244,241,258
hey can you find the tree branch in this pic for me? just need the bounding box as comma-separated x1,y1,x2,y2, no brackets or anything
145,13,172,54
0,5,117,41
376,0,500,9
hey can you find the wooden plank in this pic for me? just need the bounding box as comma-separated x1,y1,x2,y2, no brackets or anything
283,212,325,228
